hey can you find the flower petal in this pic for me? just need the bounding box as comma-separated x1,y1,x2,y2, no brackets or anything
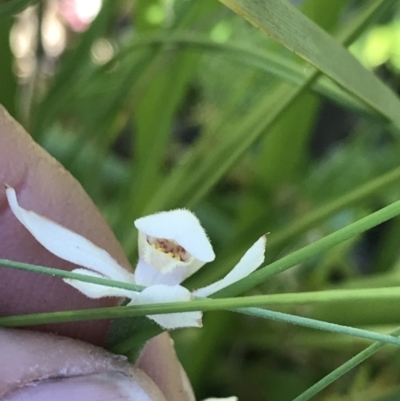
194,235,267,298
5,186,135,283
135,258,202,287
203,398,238,401
135,209,215,263
63,269,139,300
129,285,202,330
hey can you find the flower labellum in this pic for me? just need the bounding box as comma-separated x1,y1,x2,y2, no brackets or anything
134,209,215,286
5,187,267,331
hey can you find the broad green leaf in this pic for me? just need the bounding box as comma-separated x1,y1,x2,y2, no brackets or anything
218,0,400,128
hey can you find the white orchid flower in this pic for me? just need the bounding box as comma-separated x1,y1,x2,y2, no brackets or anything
134,209,215,286
5,186,266,330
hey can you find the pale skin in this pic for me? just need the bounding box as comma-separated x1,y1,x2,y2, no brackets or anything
0,105,195,401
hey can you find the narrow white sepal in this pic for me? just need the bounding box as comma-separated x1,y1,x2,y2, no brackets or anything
5,186,134,283
129,284,203,330
194,235,267,298
64,269,139,300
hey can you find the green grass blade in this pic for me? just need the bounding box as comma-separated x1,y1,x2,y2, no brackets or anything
188,163,400,289
292,326,400,401
219,0,400,127
0,258,144,292
215,198,400,297
1,299,400,347
5,254,400,307
130,0,393,224
233,307,400,347
107,34,375,118
268,166,400,250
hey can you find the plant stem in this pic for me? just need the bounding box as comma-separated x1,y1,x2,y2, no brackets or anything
291,326,400,401
1,295,400,347
0,259,144,292
215,198,400,297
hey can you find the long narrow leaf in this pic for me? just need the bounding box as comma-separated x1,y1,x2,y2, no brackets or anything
292,326,400,401
219,0,400,127
215,197,400,297
1,300,400,347
107,34,375,118
144,0,392,215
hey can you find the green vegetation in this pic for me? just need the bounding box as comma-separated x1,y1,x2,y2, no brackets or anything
3,0,400,399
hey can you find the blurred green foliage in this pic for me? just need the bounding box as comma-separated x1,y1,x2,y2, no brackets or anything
3,0,400,399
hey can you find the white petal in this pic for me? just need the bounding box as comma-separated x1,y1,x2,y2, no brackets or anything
180,258,206,282
129,284,203,330
194,236,267,298
137,231,206,280
64,269,139,300
135,258,189,286
203,398,238,401
135,209,215,262
5,186,134,283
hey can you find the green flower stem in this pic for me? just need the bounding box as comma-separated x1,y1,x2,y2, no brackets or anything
215,198,400,297
3,256,400,306
2,295,400,346
292,326,400,401
233,307,400,346
0,259,144,292
2,255,400,345
268,166,400,250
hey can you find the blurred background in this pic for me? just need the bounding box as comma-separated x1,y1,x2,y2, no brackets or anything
2,0,400,399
